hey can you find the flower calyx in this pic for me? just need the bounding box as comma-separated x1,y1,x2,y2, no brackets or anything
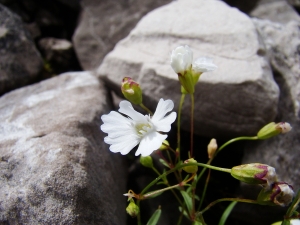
257,122,292,140
121,77,142,105
257,182,294,207
231,163,277,187
126,199,140,218
183,158,198,174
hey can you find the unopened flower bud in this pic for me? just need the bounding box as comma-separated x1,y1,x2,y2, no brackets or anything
207,138,217,159
126,200,140,217
170,45,194,94
257,182,294,207
231,163,277,187
140,156,153,168
158,140,169,151
121,77,142,105
183,158,198,173
257,122,292,140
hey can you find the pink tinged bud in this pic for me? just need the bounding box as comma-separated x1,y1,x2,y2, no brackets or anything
257,122,292,140
183,158,198,173
121,77,142,105
257,182,294,207
231,163,277,186
276,122,292,134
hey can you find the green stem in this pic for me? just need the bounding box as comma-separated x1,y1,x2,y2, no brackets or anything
216,136,258,156
136,163,231,223
190,93,195,157
141,163,231,195
199,198,260,215
139,103,153,115
151,167,184,207
177,93,186,162
143,183,186,199
199,169,211,210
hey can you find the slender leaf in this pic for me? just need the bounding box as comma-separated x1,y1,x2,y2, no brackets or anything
147,208,162,225
180,191,193,215
159,159,170,168
218,201,237,225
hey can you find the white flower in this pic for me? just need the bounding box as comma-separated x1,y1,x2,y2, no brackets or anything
291,220,300,225
101,99,176,156
170,45,193,75
192,57,217,73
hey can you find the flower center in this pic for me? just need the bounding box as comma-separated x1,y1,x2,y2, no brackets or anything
134,117,155,137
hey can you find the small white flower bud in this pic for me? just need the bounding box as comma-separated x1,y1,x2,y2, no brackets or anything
207,138,217,159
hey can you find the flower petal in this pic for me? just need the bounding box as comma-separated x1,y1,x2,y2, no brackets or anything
118,100,146,121
151,99,175,123
105,134,140,155
101,111,137,139
192,57,217,73
135,131,167,156
154,112,176,132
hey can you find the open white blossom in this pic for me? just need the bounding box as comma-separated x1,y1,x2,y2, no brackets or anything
101,99,176,156
170,45,193,75
192,57,217,73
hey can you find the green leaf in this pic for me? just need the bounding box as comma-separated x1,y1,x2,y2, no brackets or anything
146,208,162,225
181,191,193,215
159,159,170,168
178,206,189,219
218,201,237,225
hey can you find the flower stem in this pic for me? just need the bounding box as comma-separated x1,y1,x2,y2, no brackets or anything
199,169,211,210
216,136,258,156
177,93,186,162
140,163,231,196
190,93,195,157
139,103,153,115
199,198,260,215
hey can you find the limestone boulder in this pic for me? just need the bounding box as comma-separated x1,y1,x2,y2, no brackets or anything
232,18,300,225
72,0,172,70
97,0,279,138
0,4,43,95
250,0,300,24
0,72,127,224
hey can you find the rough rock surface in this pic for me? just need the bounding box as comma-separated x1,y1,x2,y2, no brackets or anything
0,4,43,96
38,37,80,74
232,18,300,225
97,0,279,138
250,0,300,24
242,18,300,188
72,0,172,70
0,72,127,224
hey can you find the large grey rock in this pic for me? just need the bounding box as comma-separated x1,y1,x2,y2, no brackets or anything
250,0,300,24
231,18,300,225
72,0,172,70
97,0,279,138
242,19,300,188
0,72,127,224
0,4,43,95
252,19,300,116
